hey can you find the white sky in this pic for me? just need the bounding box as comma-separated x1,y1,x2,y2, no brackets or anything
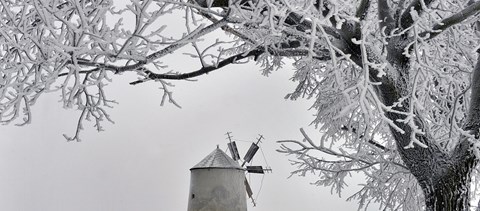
0,62,371,211
0,3,374,210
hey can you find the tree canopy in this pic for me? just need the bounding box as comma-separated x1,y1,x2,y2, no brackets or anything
1,0,480,210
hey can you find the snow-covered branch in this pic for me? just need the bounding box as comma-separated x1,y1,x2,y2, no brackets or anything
399,0,436,29
2,0,480,209
129,48,262,84
277,128,412,210
419,1,480,40
378,0,395,35
355,0,371,21
465,48,480,136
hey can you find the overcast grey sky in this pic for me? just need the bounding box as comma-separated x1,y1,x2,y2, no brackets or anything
0,62,372,210
0,3,373,210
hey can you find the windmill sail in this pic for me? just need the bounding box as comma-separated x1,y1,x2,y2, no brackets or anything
243,143,259,163
244,177,256,206
223,133,268,207
246,166,265,174
227,141,240,161
244,178,253,198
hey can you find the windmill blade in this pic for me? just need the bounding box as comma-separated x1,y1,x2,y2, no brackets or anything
227,141,240,161
244,177,256,206
246,166,265,174
243,142,259,163
244,177,253,198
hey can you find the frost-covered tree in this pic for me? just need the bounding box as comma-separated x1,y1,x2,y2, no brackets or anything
1,0,480,210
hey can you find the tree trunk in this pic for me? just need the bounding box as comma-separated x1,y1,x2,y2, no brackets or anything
422,177,470,211
419,37,480,211
418,149,477,211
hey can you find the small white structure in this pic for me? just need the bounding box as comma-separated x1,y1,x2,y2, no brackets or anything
187,146,247,211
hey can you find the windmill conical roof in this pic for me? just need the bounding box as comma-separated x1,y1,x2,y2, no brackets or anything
191,146,244,170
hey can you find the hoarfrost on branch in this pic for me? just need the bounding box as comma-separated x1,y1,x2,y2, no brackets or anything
1,0,480,210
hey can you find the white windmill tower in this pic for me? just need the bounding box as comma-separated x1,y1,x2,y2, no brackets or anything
187,134,271,211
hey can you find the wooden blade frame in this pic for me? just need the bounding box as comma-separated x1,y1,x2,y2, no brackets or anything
246,166,265,174
243,143,259,163
244,177,256,206
227,141,240,161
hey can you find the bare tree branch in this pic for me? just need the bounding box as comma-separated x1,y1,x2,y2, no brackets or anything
419,1,480,40
340,125,392,152
129,49,262,84
377,0,395,34
2,0,480,209
465,49,480,135
355,0,371,21
399,0,436,29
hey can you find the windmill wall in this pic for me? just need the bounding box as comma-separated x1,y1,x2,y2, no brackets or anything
187,168,247,211
187,147,247,211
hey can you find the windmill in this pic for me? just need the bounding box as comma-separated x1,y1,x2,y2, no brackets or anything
186,133,271,211
225,132,272,207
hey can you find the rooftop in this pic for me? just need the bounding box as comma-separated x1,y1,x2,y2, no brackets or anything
191,146,244,170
